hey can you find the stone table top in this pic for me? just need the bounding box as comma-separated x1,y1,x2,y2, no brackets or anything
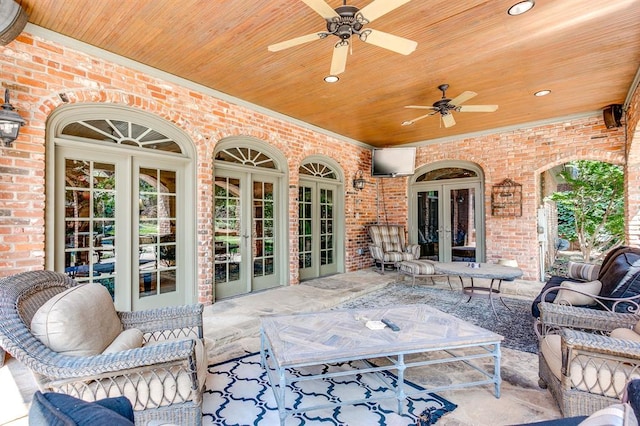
431,261,523,281
260,304,503,367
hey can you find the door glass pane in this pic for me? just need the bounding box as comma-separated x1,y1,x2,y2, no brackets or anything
64,159,117,298
138,167,177,298
298,186,312,270
451,188,476,262
214,177,241,284
417,190,439,261
320,188,334,266
254,180,275,278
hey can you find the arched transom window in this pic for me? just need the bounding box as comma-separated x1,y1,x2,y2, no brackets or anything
299,161,338,179
215,147,277,169
60,119,183,153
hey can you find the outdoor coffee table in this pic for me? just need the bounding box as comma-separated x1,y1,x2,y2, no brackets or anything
260,304,503,425
431,261,523,318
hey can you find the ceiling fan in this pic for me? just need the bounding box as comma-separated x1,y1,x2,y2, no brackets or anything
267,0,417,76
402,84,499,128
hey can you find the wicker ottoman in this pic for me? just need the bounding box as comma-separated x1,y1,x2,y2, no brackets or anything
397,259,449,287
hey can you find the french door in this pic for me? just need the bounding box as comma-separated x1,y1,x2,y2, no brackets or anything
298,180,338,280
412,182,483,262
214,170,281,298
55,146,186,311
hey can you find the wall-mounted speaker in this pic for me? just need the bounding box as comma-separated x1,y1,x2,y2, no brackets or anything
603,104,623,129
0,0,28,46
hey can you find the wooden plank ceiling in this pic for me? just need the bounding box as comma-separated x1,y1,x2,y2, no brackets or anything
17,0,640,147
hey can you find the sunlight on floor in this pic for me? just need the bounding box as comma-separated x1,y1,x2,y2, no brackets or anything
0,357,32,425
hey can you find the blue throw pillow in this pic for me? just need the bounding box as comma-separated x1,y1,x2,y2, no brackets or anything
29,391,134,426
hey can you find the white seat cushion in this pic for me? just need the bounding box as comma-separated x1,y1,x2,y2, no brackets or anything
31,284,123,356
103,328,144,354
541,334,640,398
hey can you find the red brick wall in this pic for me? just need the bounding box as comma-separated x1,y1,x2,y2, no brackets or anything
0,30,634,302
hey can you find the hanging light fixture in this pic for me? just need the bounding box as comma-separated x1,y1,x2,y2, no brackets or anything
0,89,25,147
353,170,366,191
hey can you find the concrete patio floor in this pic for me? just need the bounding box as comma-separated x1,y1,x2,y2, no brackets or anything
0,269,561,425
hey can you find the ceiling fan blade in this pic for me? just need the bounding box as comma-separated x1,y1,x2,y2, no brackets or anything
359,0,412,23
401,111,435,126
268,33,323,52
329,41,349,75
458,104,499,112
405,105,437,110
301,0,340,19
360,29,417,55
448,91,477,106
442,113,456,128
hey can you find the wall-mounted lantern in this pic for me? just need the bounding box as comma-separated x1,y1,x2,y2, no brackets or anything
0,89,25,147
353,170,366,191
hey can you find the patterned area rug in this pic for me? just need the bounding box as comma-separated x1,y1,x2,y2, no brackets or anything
202,352,457,425
337,282,538,354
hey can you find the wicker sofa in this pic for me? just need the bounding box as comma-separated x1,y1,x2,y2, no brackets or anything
0,270,206,425
532,246,640,318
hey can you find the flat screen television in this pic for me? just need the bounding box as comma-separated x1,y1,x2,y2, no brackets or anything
371,147,416,177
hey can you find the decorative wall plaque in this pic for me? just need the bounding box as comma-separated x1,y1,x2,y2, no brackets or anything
491,178,522,217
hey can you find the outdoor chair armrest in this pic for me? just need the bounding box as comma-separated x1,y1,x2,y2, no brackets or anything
38,339,203,412
34,338,199,379
368,245,384,261
561,328,640,359
405,244,421,258
118,304,204,341
539,301,639,334
540,285,640,314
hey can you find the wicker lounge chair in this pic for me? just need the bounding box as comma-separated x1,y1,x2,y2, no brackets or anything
0,270,206,425
537,299,640,417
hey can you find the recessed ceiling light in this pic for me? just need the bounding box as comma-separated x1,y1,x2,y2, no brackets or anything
324,75,339,83
508,1,535,16
534,89,551,97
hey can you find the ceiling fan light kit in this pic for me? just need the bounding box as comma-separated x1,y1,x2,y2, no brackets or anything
268,0,417,76
403,84,498,128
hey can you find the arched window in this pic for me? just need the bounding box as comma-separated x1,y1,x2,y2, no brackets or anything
298,157,344,280
409,162,485,263
213,138,288,299
46,104,196,311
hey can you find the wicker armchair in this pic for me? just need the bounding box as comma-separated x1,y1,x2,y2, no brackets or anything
368,224,420,274
0,270,206,425
537,300,640,417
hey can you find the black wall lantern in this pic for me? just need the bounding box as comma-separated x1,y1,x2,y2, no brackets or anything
0,89,25,146
353,170,366,191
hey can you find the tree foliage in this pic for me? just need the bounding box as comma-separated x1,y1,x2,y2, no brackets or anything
548,161,624,261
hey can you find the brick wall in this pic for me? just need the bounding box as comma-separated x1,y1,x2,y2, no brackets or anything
0,30,635,303
625,81,640,246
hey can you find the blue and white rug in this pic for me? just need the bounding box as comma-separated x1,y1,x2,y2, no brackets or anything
202,352,456,426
